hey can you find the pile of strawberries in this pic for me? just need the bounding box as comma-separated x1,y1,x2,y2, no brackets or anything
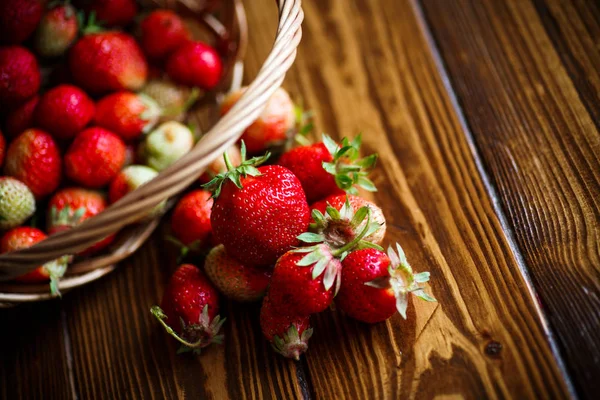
151,91,436,359
0,0,225,293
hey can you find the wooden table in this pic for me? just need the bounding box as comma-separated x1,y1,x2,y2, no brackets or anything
1,0,598,398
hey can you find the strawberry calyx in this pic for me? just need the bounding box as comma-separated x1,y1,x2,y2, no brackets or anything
50,206,87,230
79,11,103,35
365,243,436,319
202,141,270,198
44,255,71,297
321,134,377,194
272,324,314,360
165,235,205,262
151,304,226,354
292,103,314,147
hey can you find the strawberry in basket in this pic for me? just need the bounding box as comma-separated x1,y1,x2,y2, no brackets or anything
0,46,40,106
0,0,42,45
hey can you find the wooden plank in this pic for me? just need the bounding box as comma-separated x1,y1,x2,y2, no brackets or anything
419,0,600,397
278,0,573,397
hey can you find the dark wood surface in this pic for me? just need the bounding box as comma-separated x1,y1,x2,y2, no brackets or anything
1,0,598,398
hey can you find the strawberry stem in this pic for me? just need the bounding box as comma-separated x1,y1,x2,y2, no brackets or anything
332,207,372,257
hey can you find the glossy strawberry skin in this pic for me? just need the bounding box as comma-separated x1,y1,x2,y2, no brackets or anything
0,0,43,45
171,190,213,247
166,41,222,90
0,46,40,105
140,10,191,60
69,32,148,94
35,85,95,140
268,251,335,316
95,91,152,141
337,249,396,323
77,0,138,27
278,142,343,203
1,227,49,283
4,129,62,198
160,264,220,334
4,95,38,139
260,295,310,341
211,165,310,268
64,127,126,188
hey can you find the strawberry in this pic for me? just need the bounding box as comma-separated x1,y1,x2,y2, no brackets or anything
336,244,436,323
204,145,310,267
4,95,38,139
0,46,40,106
4,129,62,198
95,91,161,141
204,245,272,302
1,227,70,295
171,190,213,249
279,134,377,203
65,127,126,188
0,131,5,167
47,188,114,255
108,165,159,205
0,177,36,230
198,145,241,184
139,121,194,171
151,264,225,353
0,0,43,45
141,79,198,122
35,84,95,140
221,87,295,154
139,10,191,61
311,194,386,246
260,295,312,359
34,4,78,58
166,41,222,90
69,31,148,94
77,0,138,27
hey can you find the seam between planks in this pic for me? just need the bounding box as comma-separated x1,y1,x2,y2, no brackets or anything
61,309,79,400
409,0,578,398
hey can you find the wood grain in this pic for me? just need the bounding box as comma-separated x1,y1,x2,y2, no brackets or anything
419,0,600,397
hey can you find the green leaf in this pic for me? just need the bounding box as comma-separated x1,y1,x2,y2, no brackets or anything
322,161,337,175
350,206,368,227
413,272,431,283
297,232,324,243
312,257,329,279
297,251,322,266
322,134,339,155
413,289,436,302
357,176,377,192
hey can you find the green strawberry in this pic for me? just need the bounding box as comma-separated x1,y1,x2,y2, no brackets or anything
0,177,36,230
139,121,194,171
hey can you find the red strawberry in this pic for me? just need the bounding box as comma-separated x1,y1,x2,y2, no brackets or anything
337,244,436,324
65,127,126,188
0,0,43,45
198,145,241,185
311,194,386,246
260,295,312,359
34,4,78,57
4,129,62,198
0,131,5,167
171,190,213,248
205,146,310,267
279,134,377,203
0,46,40,105
151,264,225,353
35,85,95,140
204,245,271,302
166,41,222,90
47,188,114,255
1,227,69,295
77,0,138,27
221,87,295,154
139,10,191,61
4,95,38,138
95,91,161,141
69,32,148,94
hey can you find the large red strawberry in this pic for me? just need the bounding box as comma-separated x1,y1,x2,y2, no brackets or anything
198,145,241,185
95,91,161,141
171,190,213,249
35,85,95,140
4,129,62,198
69,31,148,94
77,0,138,27
4,95,38,138
279,134,377,203
336,244,436,324
205,146,310,267
34,4,78,57
151,264,225,353
0,0,43,45
204,245,272,302
0,46,40,106
166,41,222,90
221,87,295,154
64,127,126,188
260,295,312,360
139,10,191,61
47,188,114,255
1,227,70,295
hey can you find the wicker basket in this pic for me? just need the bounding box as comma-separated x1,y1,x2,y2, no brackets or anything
0,0,304,305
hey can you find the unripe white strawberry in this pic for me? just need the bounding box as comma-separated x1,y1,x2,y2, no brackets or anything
139,121,194,171
140,79,198,122
109,165,164,215
0,177,36,230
